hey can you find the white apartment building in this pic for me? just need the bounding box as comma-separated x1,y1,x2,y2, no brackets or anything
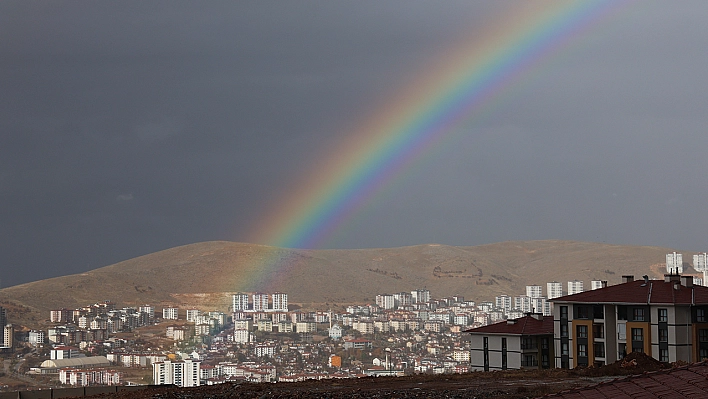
153,359,200,387
393,292,413,307
3,324,13,349
139,305,155,320
232,293,249,312
271,292,288,311
695,253,708,272
376,294,396,310
526,285,543,298
495,295,513,312
329,324,342,340
252,293,269,311
547,282,563,300
667,252,683,274
233,329,251,343
28,330,45,346
411,289,431,304
186,309,201,322
567,281,584,295
163,307,179,320
514,295,533,313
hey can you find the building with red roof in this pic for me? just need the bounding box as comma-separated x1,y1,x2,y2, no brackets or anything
465,313,554,371
551,274,708,369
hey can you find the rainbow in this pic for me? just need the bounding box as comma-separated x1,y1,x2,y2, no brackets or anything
236,1,628,292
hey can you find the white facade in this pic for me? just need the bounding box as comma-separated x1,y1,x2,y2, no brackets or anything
411,289,431,304
376,294,396,310
271,292,288,311
163,308,179,320
667,252,683,274
567,281,584,295
232,293,249,312
495,295,512,312
514,295,532,313
233,329,251,343
3,324,13,349
547,282,563,299
153,359,200,387
526,285,543,298
186,309,201,322
694,253,708,272
252,293,269,311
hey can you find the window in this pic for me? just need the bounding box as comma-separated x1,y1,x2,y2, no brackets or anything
593,323,604,339
631,328,644,342
697,309,706,323
659,328,668,343
659,349,669,362
594,342,605,358
577,325,588,338
502,337,507,349
699,329,708,343
560,306,568,320
658,308,668,322
576,306,589,319
701,348,708,360
541,338,549,350
618,306,628,321
560,324,568,337
577,344,587,357
483,337,489,349
561,342,569,355
593,305,604,319
633,308,645,321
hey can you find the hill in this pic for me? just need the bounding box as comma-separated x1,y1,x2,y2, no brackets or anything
0,240,695,327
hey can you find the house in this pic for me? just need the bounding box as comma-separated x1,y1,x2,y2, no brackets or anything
466,313,554,371
551,274,708,369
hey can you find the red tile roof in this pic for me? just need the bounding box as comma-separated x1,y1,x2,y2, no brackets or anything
542,361,708,398
551,278,708,305
464,315,553,336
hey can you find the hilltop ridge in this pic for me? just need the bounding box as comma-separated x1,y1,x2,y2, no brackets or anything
0,240,692,327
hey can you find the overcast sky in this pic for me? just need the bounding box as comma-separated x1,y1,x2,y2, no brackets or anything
2,1,708,288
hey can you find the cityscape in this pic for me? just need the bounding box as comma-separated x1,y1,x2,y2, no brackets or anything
2,252,708,390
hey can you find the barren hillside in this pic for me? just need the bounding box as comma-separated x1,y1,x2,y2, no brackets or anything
0,240,694,327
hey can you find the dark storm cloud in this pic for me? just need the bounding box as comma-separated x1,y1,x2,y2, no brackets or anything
2,1,708,287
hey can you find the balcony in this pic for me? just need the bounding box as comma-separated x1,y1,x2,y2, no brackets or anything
521,359,538,367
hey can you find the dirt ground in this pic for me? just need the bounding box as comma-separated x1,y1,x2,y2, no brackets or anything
81,352,671,399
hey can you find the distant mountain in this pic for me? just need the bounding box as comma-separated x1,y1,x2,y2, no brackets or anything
0,240,693,328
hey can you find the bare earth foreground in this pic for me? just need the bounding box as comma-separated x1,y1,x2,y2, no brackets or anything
82,353,668,399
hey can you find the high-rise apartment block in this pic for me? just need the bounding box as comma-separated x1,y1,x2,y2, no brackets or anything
411,289,431,304
153,359,200,387
667,252,683,274
252,293,269,311
376,294,396,310
271,292,288,311
232,293,249,312
547,282,563,299
162,308,178,320
495,295,512,312
694,253,708,272
567,280,584,295
3,324,13,349
526,285,543,298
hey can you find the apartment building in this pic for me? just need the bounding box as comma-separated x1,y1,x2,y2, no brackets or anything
271,292,288,311
526,285,543,298
567,281,584,295
547,282,563,300
552,274,708,369
152,359,200,387
162,307,179,320
694,253,708,272
467,313,554,371
667,252,683,274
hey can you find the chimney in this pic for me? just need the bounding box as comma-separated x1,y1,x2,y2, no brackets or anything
622,275,634,283
601,281,608,288
681,275,693,288
530,313,543,321
665,274,681,283
507,319,517,325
